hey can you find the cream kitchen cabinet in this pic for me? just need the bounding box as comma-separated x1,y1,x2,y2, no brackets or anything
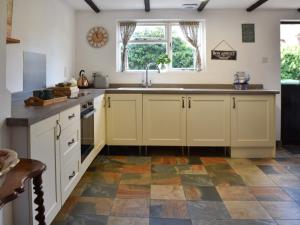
11,105,81,225
106,94,143,145
187,95,230,146
230,95,276,157
94,94,106,150
143,94,186,146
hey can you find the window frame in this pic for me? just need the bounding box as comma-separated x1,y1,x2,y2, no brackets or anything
117,21,205,72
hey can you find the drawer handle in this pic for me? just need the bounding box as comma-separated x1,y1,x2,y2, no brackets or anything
69,171,76,180
68,138,75,146
68,113,75,120
108,97,111,108
182,97,185,108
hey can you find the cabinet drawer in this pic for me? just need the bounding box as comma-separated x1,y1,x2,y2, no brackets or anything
61,152,80,203
60,105,80,130
60,122,80,162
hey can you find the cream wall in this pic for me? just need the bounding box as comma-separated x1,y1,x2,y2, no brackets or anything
6,0,76,93
0,0,12,224
75,9,299,140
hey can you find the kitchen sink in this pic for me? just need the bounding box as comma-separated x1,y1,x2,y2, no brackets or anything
117,87,185,91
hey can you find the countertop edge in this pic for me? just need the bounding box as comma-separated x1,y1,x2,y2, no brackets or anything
7,88,279,127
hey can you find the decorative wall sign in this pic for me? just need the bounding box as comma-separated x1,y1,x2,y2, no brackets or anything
211,40,237,60
87,27,109,48
242,24,255,43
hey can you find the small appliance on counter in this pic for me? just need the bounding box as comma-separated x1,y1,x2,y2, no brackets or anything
93,72,109,89
77,70,90,88
234,72,250,90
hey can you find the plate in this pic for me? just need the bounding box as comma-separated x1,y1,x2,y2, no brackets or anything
0,149,20,177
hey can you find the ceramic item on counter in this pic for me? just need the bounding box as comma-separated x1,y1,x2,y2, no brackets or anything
77,70,90,88
0,149,20,187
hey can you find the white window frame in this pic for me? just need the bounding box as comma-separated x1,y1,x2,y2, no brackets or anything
117,21,206,72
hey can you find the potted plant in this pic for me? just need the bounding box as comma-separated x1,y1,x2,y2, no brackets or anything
156,54,171,72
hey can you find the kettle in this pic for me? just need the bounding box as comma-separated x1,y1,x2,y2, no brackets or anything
77,70,89,88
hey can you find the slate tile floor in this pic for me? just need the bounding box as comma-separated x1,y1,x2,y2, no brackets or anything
52,147,300,225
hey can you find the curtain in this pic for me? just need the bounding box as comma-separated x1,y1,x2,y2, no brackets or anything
120,22,137,72
179,21,202,71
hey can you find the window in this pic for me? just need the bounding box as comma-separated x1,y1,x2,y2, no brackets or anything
118,21,205,72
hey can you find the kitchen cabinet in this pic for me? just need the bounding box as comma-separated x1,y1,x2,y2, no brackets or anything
29,115,61,225
187,95,230,146
59,105,81,204
143,94,186,146
231,95,275,147
106,94,143,145
94,94,106,150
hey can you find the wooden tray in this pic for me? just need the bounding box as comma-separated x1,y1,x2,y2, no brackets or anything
24,96,67,107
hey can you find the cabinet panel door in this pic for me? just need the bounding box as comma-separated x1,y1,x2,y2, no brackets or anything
106,94,142,145
30,115,61,225
231,95,275,147
94,94,106,150
143,94,186,146
187,95,230,146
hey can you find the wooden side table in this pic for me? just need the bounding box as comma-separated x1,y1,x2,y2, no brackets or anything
0,159,46,225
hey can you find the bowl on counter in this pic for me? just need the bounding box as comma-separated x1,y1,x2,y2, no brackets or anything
0,149,20,187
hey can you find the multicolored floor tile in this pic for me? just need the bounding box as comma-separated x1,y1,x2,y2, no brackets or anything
52,148,300,225
224,201,272,219
249,187,293,201
260,201,300,219
117,184,151,199
183,185,222,201
216,186,256,201
151,185,185,200
111,198,149,217
150,200,189,219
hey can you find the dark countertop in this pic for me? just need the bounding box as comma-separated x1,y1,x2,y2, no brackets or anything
106,87,280,95
7,89,105,127
7,87,279,127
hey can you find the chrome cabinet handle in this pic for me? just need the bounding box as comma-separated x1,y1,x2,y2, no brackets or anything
68,138,75,146
56,120,62,140
188,97,191,109
69,171,76,180
233,97,236,109
68,113,75,120
182,97,185,108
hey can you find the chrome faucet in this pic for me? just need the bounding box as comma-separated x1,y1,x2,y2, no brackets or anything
143,63,160,88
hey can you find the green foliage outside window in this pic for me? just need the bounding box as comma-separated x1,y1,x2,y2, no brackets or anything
281,46,300,80
126,27,195,70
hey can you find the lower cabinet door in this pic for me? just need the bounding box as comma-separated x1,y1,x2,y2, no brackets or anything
231,95,276,147
94,94,106,150
143,94,186,146
30,115,61,225
187,95,230,146
106,94,143,145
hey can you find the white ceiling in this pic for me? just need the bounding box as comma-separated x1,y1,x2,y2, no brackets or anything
64,0,300,11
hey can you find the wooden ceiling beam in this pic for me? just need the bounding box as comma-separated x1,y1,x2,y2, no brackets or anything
198,0,210,12
246,0,268,12
84,0,100,13
144,0,150,12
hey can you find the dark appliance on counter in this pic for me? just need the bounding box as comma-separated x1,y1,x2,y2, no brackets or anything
80,100,96,162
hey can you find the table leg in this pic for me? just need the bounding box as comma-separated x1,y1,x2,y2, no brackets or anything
33,174,46,225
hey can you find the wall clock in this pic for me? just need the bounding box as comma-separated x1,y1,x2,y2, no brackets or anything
87,27,109,48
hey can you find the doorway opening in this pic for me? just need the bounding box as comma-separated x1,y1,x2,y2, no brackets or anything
281,21,300,148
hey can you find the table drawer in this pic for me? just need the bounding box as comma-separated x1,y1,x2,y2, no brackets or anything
61,152,80,203
60,105,80,130
60,122,80,162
